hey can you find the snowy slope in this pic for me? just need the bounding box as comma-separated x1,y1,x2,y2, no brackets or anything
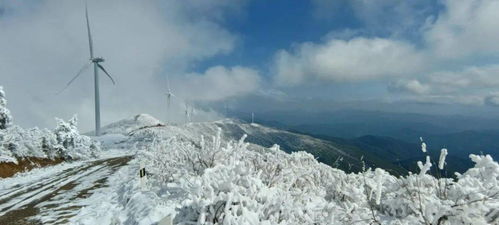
98,115,369,171
75,115,499,225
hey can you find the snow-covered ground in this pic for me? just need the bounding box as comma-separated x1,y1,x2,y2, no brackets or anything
75,115,499,224
0,155,132,224
1,114,499,225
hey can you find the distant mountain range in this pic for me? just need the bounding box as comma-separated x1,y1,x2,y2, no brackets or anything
312,134,474,175
243,110,499,175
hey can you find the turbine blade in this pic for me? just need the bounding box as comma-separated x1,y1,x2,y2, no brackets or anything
166,74,171,90
57,62,91,94
85,1,94,58
97,63,116,85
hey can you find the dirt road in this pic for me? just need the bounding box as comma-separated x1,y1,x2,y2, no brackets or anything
0,156,132,225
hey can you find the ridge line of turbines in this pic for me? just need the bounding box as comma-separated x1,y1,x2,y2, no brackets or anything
59,2,252,136
165,74,196,125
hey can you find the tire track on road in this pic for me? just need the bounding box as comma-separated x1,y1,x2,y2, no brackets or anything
0,156,133,225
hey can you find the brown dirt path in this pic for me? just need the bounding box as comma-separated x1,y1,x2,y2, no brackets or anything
0,156,133,225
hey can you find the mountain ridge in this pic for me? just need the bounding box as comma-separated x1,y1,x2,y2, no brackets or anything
97,114,406,174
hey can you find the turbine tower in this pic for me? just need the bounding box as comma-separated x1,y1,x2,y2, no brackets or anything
60,2,115,136
184,102,190,123
165,74,175,123
224,101,229,117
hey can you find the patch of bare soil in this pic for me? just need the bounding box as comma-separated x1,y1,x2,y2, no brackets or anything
0,158,64,178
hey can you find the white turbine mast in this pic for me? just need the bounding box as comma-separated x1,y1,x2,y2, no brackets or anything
190,105,195,121
184,102,190,123
224,101,229,117
59,2,115,136
183,101,196,123
165,74,175,123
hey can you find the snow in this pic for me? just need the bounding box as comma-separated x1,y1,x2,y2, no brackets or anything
0,86,12,129
417,155,432,175
439,148,448,170
0,161,84,195
69,157,175,225
98,114,164,136
0,115,99,161
0,155,16,164
2,111,499,224
2,87,99,162
86,118,498,225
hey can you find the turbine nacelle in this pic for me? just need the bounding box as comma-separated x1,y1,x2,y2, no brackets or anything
91,57,105,63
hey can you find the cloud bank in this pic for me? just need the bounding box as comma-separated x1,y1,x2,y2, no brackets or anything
175,66,260,102
275,0,499,107
274,37,424,85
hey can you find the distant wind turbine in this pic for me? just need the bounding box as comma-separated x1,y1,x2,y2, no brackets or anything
224,101,229,117
190,105,195,121
165,74,175,123
183,101,196,123
184,102,190,123
60,2,116,136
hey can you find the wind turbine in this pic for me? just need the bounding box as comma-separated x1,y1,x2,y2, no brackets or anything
224,101,229,117
165,74,175,123
190,105,195,121
184,102,190,123
60,2,116,136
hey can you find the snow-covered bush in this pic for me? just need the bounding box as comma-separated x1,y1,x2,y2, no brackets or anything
142,129,499,225
52,115,99,159
0,86,12,130
0,115,99,160
0,87,99,161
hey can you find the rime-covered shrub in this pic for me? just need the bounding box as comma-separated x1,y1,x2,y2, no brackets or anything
0,116,99,161
0,86,98,161
143,129,499,225
52,115,99,159
0,86,12,130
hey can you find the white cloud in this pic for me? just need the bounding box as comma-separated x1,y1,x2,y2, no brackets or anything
391,65,499,95
296,0,499,107
175,66,261,102
485,93,499,107
424,0,499,58
389,80,430,95
389,64,499,107
403,94,485,106
312,0,435,37
0,0,250,130
274,37,425,85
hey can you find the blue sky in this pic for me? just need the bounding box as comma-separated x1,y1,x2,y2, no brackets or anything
2,0,499,130
195,0,358,72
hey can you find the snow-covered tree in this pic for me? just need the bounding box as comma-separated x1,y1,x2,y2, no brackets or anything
53,115,99,159
0,86,12,129
0,113,99,160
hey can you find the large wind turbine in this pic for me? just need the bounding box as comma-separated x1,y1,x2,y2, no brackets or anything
60,3,116,136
